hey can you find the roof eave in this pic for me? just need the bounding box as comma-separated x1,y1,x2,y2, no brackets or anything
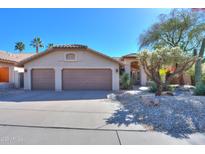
18,48,54,67
0,59,17,65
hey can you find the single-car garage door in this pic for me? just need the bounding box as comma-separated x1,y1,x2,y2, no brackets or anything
62,69,112,90
31,69,55,90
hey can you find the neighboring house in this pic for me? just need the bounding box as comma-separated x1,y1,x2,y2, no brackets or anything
18,45,122,91
0,51,33,88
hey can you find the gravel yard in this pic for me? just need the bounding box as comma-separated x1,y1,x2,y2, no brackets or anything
106,91,205,138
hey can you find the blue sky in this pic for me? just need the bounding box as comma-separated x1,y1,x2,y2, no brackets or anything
0,8,171,57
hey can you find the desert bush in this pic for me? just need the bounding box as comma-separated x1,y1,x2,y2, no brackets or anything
149,81,157,93
194,81,205,96
149,81,175,93
120,73,132,90
167,85,176,92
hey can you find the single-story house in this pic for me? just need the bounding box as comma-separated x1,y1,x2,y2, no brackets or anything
2,44,190,91
0,51,33,88
18,45,122,91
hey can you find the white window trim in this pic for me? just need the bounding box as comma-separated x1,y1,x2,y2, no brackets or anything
64,52,78,62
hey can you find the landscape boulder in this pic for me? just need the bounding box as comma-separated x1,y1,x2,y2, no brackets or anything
139,95,160,106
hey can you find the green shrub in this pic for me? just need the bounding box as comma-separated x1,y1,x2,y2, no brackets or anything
120,73,132,90
194,81,205,96
167,85,176,92
149,81,157,93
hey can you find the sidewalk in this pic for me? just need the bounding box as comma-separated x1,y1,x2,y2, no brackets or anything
0,124,205,145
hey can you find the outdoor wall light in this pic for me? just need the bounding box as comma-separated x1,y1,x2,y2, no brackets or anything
116,69,119,73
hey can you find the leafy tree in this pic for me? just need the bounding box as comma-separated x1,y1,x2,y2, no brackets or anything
30,37,44,53
139,9,205,51
47,43,54,48
138,9,205,85
138,47,196,96
15,42,25,53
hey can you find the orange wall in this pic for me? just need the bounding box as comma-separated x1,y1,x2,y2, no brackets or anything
0,67,9,82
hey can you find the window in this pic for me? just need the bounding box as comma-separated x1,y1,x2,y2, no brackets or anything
65,53,76,61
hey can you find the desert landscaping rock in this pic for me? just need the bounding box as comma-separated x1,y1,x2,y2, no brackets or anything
106,91,205,138
173,85,195,96
139,95,160,106
161,91,174,96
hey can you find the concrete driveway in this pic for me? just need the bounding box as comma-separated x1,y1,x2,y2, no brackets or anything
0,90,205,145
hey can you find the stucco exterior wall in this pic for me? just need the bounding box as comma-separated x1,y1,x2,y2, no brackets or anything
0,62,24,88
24,49,120,91
139,62,147,86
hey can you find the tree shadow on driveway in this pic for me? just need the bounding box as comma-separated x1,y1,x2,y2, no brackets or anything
106,92,205,138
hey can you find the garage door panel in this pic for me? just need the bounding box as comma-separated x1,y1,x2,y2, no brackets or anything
31,69,55,90
62,69,112,90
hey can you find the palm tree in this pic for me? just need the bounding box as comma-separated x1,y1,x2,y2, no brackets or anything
47,43,54,48
15,42,25,53
30,37,44,53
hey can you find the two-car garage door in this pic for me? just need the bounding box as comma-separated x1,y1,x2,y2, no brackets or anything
31,69,112,90
62,69,112,90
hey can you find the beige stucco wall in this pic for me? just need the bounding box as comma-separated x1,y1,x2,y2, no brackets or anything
24,48,120,91
0,62,23,88
139,62,147,85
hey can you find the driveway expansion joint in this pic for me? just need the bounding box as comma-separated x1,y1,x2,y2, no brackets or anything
0,123,148,132
0,108,113,114
115,131,122,145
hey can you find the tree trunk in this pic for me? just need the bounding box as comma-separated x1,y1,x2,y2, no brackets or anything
163,81,169,91
156,83,163,96
179,74,184,85
36,46,39,54
195,58,202,84
195,38,205,84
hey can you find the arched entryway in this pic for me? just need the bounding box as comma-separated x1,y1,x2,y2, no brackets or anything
121,54,148,86
131,61,140,85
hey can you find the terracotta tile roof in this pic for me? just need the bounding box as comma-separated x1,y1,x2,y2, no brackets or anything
18,44,124,66
112,57,121,61
0,50,34,64
122,53,137,58
53,44,88,49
